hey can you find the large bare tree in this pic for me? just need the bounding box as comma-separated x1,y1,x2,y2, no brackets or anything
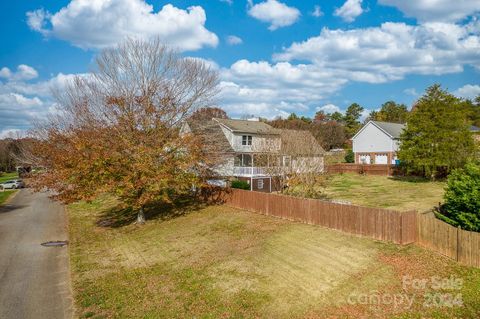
253,129,326,197
31,38,219,223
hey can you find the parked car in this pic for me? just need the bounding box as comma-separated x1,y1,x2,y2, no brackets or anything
0,179,25,189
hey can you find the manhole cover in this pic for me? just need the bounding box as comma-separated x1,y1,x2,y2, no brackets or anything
41,240,69,247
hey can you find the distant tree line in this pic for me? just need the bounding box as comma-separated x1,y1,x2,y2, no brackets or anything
261,100,411,151
0,138,32,172
260,88,480,157
0,139,18,172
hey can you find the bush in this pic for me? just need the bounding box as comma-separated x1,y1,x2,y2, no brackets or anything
231,179,250,190
344,149,354,163
436,162,480,232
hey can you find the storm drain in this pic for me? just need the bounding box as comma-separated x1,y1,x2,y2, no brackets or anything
41,240,69,247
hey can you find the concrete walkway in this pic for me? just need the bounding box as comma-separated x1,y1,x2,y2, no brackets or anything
0,190,73,319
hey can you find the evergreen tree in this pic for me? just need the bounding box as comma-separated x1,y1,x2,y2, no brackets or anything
344,103,364,137
369,101,408,123
398,84,476,179
328,111,344,122
463,95,480,127
436,162,480,231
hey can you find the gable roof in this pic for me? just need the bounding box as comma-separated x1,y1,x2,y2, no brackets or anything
185,120,234,153
213,118,278,134
275,129,325,156
352,120,405,140
371,121,405,138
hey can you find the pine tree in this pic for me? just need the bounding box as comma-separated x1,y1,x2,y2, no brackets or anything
368,101,408,123
344,103,364,137
398,84,476,179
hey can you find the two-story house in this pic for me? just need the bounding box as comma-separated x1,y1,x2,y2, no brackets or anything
352,121,404,165
352,121,480,165
180,117,325,192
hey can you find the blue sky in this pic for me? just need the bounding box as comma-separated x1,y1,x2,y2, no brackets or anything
1,0,479,136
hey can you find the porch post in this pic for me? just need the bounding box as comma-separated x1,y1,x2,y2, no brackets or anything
251,153,254,175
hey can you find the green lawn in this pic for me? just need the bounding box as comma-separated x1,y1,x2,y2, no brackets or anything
69,196,479,319
323,174,445,212
0,172,18,205
0,171,18,183
0,190,16,205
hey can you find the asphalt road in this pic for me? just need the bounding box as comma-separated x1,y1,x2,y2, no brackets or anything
0,190,73,319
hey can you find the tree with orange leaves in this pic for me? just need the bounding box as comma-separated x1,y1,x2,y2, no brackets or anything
31,38,219,223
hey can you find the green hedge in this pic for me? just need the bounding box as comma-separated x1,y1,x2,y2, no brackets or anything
344,149,354,163
231,180,250,190
436,162,480,232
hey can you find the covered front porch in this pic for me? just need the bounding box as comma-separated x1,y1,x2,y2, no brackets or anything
233,153,287,177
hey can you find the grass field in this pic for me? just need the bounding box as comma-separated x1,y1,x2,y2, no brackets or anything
69,196,479,318
0,172,18,205
0,190,16,205
323,174,445,212
0,171,18,183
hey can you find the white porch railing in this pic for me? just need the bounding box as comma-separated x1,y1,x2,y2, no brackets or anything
233,166,268,176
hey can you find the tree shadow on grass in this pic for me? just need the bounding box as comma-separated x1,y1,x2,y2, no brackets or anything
96,188,230,228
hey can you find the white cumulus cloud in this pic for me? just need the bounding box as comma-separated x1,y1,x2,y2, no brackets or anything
219,60,347,118
274,22,480,83
0,66,83,133
379,0,480,23
311,5,324,18
248,0,301,30
26,0,218,51
316,104,341,113
454,84,480,99
226,35,243,45
334,0,364,23
0,65,39,81
218,19,480,118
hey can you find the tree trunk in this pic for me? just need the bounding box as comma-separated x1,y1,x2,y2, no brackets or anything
136,206,146,224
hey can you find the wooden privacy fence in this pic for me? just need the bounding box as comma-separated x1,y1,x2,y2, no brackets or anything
224,189,417,245
326,164,399,176
223,189,480,268
417,213,480,268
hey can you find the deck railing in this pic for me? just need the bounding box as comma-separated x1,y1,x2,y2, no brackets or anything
233,166,268,176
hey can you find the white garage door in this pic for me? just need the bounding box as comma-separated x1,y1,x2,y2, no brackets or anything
359,154,371,164
375,154,388,164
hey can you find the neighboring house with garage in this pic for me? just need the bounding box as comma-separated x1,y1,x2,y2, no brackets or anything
180,117,325,192
352,121,480,165
352,121,405,165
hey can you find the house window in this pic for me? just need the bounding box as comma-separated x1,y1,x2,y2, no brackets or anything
283,156,291,167
257,179,264,189
234,154,252,167
242,135,252,146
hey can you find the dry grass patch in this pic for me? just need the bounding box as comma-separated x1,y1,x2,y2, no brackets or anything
324,174,445,211
69,195,479,318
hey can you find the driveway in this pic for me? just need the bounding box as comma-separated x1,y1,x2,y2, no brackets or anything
0,190,73,319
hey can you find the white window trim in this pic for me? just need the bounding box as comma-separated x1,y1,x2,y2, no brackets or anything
257,179,264,189
242,135,253,146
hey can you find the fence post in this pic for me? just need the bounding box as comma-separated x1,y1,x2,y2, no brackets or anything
456,226,460,262
399,211,403,244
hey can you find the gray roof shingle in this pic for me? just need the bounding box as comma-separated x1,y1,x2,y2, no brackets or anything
275,129,325,155
371,121,405,138
187,120,234,153
213,118,278,134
